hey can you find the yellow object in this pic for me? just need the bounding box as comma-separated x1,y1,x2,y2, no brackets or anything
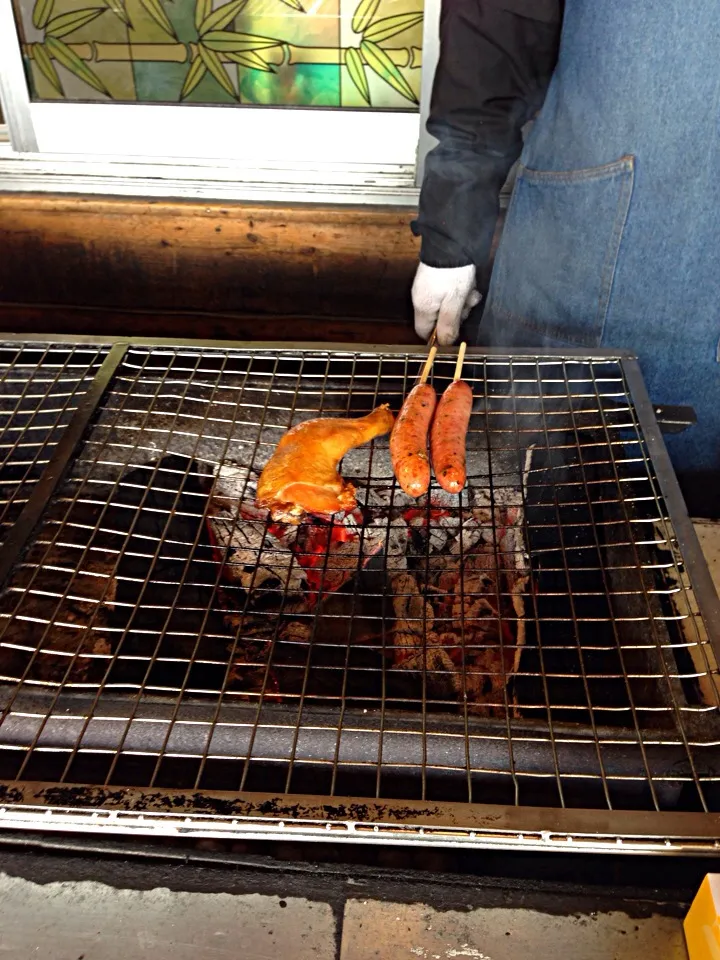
684,875,720,959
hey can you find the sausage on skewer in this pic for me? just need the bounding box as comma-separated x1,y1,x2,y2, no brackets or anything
390,346,437,498
430,342,472,494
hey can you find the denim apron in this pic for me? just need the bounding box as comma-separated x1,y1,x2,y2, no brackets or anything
478,0,720,495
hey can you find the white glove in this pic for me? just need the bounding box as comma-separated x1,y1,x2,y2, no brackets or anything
412,263,482,345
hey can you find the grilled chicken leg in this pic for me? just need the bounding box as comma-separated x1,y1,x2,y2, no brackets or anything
256,405,395,522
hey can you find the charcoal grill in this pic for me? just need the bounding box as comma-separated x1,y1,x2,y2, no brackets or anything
0,335,718,856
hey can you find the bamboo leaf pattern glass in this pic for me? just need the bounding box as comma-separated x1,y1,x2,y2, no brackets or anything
139,0,177,36
32,0,55,29
14,0,423,108
199,0,249,34
31,41,64,93
45,7,106,38
44,34,110,94
345,45,369,104
104,0,132,26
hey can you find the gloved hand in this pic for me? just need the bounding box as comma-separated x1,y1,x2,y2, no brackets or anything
412,263,482,345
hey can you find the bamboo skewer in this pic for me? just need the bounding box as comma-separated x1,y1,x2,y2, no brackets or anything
454,342,467,382
419,345,438,385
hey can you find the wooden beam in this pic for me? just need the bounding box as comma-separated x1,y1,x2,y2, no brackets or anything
0,194,420,337
0,301,420,345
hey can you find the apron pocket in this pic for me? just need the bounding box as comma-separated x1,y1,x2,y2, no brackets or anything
487,155,635,347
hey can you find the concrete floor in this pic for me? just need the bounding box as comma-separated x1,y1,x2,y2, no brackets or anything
339,900,688,960
0,876,337,960
0,872,690,960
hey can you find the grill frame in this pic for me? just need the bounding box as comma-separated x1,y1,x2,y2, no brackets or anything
0,333,717,856
0,340,111,550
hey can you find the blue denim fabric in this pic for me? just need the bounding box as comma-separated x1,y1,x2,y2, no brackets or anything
477,0,720,477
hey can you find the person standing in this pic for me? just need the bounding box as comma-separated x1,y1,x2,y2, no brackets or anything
411,0,720,515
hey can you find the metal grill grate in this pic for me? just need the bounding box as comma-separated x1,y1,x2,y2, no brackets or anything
0,341,718,853
0,342,110,543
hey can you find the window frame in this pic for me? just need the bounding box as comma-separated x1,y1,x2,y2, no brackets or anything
0,0,440,203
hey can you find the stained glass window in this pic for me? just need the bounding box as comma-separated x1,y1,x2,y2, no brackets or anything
12,0,423,109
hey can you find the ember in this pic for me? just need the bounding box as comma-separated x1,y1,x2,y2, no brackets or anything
386,488,528,715
292,510,385,604
204,452,530,715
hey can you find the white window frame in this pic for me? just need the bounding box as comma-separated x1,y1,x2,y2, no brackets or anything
0,1,440,204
